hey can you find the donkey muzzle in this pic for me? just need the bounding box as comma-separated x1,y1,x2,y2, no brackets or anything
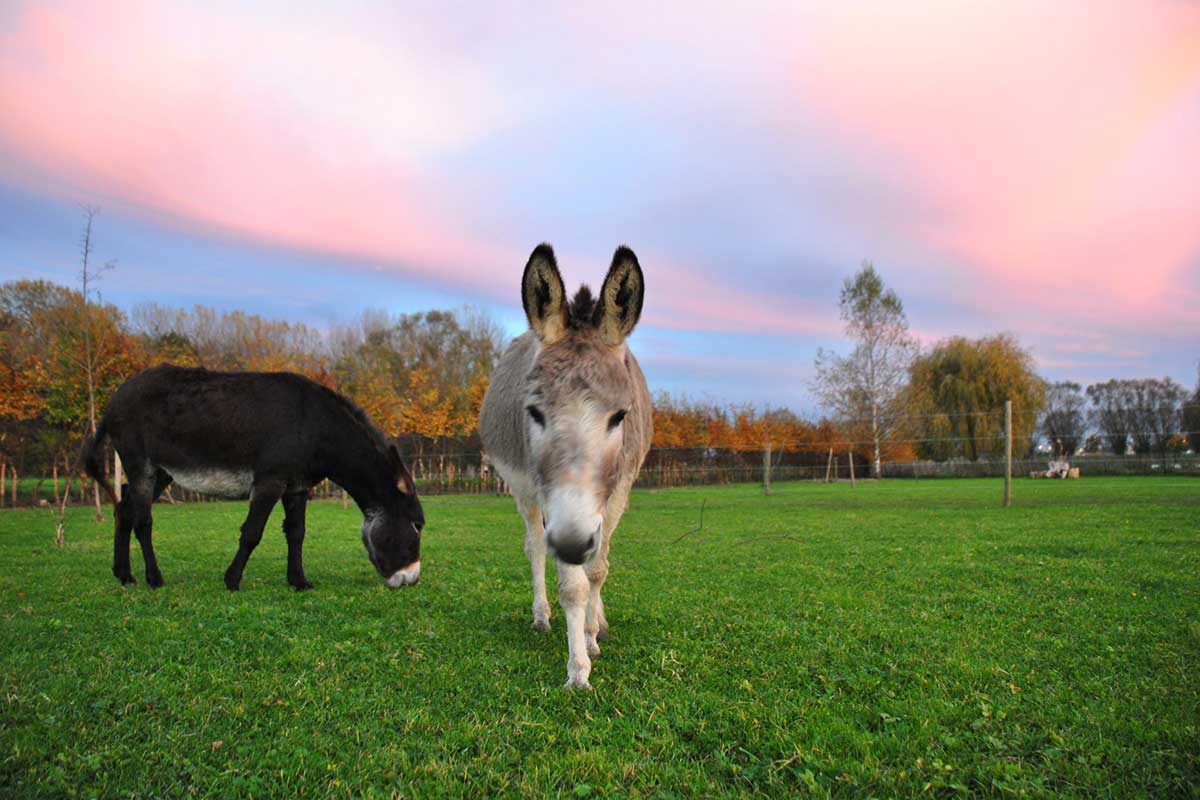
546,524,601,565
385,561,421,588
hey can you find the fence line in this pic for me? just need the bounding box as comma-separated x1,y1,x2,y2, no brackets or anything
3,437,1196,507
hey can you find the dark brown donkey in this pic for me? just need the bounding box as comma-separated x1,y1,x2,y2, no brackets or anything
82,365,424,591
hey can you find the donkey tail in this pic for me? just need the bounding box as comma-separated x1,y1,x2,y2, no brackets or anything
81,420,120,511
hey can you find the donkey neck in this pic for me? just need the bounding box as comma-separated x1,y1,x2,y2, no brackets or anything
322,434,398,514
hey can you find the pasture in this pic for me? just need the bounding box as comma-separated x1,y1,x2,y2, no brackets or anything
1,478,1196,797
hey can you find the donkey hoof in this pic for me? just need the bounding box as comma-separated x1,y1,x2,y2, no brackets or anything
597,625,609,641
532,617,551,633
586,639,601,658
290,577,314,591
147,573,165,589
564,676,593,690
115,574,136,586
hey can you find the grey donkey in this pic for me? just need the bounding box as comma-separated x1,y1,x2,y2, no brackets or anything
479,244,652,688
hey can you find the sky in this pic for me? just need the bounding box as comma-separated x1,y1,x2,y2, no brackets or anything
1,1,1197,413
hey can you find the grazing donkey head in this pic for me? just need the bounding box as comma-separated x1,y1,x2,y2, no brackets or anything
362,445,424,587
520,244,645,564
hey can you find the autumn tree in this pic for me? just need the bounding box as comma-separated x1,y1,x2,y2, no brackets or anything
0,290,50,493
812,260,919,477
330,306,503,471
907,334,1045,460
0,288,52,423
0,281,77,487
132,304,327,373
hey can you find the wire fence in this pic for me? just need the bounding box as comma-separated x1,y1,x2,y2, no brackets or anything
2,416,1195,508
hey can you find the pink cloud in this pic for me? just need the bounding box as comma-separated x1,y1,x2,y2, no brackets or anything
0,3,510,290
1,0,1196,354
774,1,1200,328
0,2,829,338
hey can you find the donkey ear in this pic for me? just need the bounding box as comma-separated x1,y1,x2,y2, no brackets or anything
396,459,416,496
522,243,568,344
388,441,416,495
593,245,645,346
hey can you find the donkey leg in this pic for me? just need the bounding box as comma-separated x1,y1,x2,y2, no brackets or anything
595,594,609,641
516,495,550,631
589,495,627,645
129,489,164,589
135,469,174,588
281,491,313,590
558,559,592,689
584,548,610,658
112,491,136,585
224,481,284,591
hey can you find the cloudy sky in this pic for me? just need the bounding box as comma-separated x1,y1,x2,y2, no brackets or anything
1,1,1197,412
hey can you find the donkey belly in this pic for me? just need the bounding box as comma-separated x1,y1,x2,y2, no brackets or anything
165,467,254,500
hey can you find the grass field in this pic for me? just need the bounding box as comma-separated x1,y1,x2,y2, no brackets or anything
1,478,1197,798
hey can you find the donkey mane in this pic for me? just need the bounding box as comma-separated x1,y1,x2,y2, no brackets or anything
308,378,395,463
566,285,597,330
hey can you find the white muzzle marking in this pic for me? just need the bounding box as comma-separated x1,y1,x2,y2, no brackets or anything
386,561,420,588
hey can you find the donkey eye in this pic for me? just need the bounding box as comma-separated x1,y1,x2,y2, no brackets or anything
527,405,545,427
608,410,627,431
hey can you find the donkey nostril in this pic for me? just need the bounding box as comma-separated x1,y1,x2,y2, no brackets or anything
587,534,596,550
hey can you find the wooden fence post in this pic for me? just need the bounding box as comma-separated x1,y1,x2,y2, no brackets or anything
848,451,856,488
1004,399,1012,508
824,448,834,483
762,443,772,496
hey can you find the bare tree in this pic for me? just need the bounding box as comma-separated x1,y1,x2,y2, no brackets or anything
1135,378,1186,457
1185,363,1200,453
1086,379,1133,454
1087,377,1186,456
812,261,919,477
77,205,115,521
1040,381,1087,456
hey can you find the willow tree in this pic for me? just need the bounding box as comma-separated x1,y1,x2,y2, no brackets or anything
812,261,919,477
907,334,1045,460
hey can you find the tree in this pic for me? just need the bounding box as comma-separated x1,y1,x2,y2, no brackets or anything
0,281,79,501
1086,380,1134,454
812,261,919,477
1086,378,1187,456
1132,378,1186,456
1185,366,1200,453
332,306,502,442
68,207,118,521
907,334,1045,460
1040,381,1087,456
0,307,48,424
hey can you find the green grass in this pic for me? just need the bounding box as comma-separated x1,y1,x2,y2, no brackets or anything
1,478,1197,798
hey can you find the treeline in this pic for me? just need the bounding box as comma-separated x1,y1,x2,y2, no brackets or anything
1051,378,1196,456
1,278,1196,489
0,279,505,480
